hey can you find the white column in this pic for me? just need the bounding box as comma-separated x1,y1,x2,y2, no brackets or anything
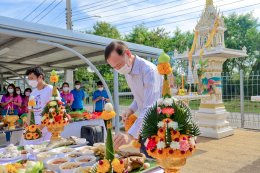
195,58,233,139
64,69,74,90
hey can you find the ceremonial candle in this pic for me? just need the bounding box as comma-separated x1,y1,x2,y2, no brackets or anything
182,75,184,89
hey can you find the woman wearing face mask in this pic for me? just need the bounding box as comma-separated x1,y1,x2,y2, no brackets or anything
92,81,109,112
0,84,22,142
60,82,74,109
21,88,32,114
15,87,23,116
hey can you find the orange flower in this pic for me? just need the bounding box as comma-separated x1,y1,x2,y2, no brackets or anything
111,158,124,173
171,130,180,140
157,63,172,75
101,111,116,120
51,111,57,116
28,100,36,107
25,133,33,140
50,75,59,83
33,133,40,139
125,114,137,132
28,125,37,132
157,128,165,138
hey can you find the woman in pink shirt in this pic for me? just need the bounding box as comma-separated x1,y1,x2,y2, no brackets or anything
1,84,22,142
21,88,32,114
1,84,22,115
60,82,74,109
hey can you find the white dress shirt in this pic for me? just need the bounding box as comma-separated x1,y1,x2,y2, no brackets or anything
125,55,163,139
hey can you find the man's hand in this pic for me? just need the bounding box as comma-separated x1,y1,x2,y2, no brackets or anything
121,108,134,124
113,133,134,150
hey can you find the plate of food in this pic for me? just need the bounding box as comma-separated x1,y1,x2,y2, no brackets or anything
0,144,21,162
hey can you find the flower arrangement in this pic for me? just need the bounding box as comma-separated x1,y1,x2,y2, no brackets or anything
141,52,200,172
94,103,125,173
23,96,42,140
41,70,70,140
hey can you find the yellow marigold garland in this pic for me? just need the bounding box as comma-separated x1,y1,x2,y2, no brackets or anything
111,158,124,173
157,63,172,75
97,159,110,173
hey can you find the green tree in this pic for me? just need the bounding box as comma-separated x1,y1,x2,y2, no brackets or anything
90,21,121,39
223,12,260,74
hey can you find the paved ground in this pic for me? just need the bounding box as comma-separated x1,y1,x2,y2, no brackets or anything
181,129,260,173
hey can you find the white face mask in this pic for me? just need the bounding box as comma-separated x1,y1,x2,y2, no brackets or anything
75,85,80,89
63,87,69,92
8,89,14,93
25,92,31,97
28,80,38,88
98,87,103,91
116,55,132,75
16,91,21,95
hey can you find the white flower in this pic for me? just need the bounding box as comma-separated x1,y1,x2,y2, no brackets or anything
104,103,114,111
49,119,54,123
41,116,46,121
171,96,178,102
157,121,164,128
170,141,180,149
50,97,55,101
157,98,164,106
189,137,196,146
156,141,166,149
28,106,32,110
168,121,178,130
49,108,55,113
64,118,68,122
163,98,173,106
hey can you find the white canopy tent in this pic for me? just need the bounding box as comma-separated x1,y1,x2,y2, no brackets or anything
0,16,163,133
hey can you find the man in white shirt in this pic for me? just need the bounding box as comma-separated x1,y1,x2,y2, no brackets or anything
25,66,59,142
105,41,162,151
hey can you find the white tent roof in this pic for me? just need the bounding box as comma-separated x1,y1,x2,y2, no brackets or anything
0,16,163,79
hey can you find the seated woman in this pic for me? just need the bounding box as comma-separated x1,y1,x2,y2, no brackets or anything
0,84,22,142
60,82,74,111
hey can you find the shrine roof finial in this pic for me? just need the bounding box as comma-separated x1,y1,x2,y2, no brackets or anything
206,0,213,6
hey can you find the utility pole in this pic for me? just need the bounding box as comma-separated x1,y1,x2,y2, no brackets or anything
66,0,72,30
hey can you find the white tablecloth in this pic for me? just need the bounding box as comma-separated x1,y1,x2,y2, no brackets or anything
10,119,107,146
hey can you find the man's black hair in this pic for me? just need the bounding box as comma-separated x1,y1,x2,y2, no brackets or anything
25,66,45,80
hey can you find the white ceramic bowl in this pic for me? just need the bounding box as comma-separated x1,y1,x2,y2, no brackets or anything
65,152,84,161
73,166,92,173
36,151,58,162
46,157,70,171
75,155,96,166
76,146,94,155
59,162,82,173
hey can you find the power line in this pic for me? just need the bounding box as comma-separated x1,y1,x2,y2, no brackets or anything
36,0,63,23
73,0,182,22
111,0,223,24
117,0,247,29
72,1,106,10
122,2,260,33
73,0,120,15
23,0,48,20
30,0,57,22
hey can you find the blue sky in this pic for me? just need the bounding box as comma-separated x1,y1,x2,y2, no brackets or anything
0,0,259,35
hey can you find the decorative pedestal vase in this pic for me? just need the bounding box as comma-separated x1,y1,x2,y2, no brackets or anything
157,157,186,173
5,115,19,130
47,126,64,141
